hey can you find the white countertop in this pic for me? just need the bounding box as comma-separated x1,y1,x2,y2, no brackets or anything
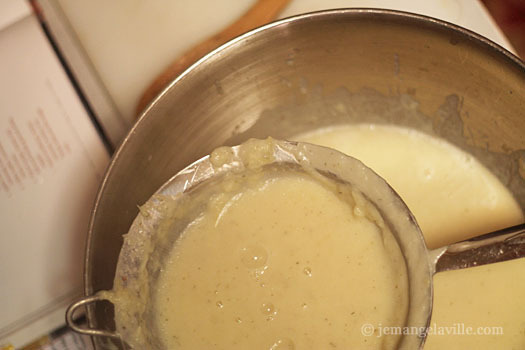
55,0,513,129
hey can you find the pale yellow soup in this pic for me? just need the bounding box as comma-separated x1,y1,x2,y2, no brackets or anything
295,124,525,349
154,168,408,350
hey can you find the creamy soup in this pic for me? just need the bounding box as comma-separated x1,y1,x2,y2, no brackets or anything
295,124,525,349
153,151,409,349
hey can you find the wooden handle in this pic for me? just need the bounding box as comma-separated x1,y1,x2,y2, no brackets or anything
136,0,291,116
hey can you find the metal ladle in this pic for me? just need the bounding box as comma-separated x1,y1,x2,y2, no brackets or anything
66,140,525,349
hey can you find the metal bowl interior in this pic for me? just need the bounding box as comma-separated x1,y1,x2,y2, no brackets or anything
85,8,525,349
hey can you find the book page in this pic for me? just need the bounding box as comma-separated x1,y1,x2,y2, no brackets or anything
0,0,31,31
0,13,110,348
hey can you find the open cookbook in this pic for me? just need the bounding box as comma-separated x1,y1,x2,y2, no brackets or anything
0,1,120,348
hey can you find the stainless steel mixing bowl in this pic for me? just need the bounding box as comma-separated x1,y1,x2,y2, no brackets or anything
78,8,525,349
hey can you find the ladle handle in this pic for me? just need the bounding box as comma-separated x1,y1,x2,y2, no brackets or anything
65,294,120,339
431,223,525,274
